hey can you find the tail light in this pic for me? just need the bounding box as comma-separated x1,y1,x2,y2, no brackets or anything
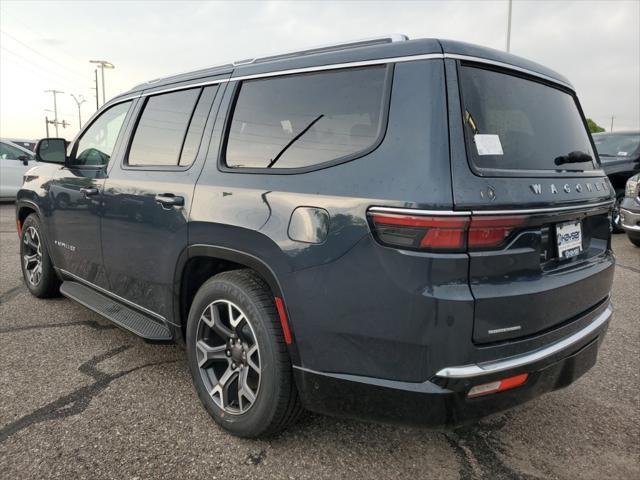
369,213,469,252
368,211,527,252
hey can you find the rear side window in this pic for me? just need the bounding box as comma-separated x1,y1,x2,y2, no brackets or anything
459,65,595,173
225,66,388,170
128,86,217,167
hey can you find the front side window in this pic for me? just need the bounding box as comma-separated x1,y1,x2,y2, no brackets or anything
459,65,595,173
73,101,132,166
127,86,218,167
225,66,388,170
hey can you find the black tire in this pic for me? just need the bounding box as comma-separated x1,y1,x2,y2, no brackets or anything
20,214,61,298
628,235,640,247
611,191,625,233
186,270,303,438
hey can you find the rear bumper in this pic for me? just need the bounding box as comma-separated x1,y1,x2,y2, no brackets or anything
294,303,611,427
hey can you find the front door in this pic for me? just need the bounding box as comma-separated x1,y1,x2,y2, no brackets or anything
101,84,221,320
0,141,34,198
45,100,133,287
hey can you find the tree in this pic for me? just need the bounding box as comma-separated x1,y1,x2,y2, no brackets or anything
586,118,605,133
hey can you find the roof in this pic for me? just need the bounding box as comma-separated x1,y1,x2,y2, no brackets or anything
117,35,573,100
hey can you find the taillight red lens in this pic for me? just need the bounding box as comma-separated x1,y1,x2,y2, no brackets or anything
369,213,469,251
468,215,526,249
369,210,528,253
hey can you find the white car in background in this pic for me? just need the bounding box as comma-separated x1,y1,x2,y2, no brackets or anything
0,138,39,200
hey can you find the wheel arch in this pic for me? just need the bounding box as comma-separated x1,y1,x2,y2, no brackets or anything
173,244,299,363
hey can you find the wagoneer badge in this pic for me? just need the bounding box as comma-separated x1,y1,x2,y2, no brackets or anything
530,182,608,195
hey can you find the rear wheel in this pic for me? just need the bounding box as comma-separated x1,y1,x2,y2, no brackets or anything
186,270,302,437
20,214,61,298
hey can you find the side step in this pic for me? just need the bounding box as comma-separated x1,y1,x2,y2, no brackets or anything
60,281,173,341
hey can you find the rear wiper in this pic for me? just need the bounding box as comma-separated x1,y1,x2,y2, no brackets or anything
267,114,324,168
554,151,593,166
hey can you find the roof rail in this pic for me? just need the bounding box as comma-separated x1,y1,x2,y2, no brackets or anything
232,34,409,66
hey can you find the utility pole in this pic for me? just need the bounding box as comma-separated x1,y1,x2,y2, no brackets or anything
70,94,87,129
610,115,615,132
92,69,99,110
506,0,513,52
90,60,115,106
44,90,64,136
45,116,50,137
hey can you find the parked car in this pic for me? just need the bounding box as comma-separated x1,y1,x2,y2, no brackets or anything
619,173,640,247
592,131,640,232
0,138,38,200
16,36,615,438
7,138,38,152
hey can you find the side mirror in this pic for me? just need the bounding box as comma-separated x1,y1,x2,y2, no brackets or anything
18,155,29,166
35,138,67,164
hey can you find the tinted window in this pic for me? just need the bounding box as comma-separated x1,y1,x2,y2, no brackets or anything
128,89,201,166
460,66,595,172
179,86,218,166
225,66,387,169
593,133,640,158
73,101,131,166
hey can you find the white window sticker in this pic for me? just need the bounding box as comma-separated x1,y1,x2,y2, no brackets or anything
474,134,504,156
617,151,628,156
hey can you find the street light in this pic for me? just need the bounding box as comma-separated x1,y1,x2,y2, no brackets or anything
90,60,115,106
70,94,87,129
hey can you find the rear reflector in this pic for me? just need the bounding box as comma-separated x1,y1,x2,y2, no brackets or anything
274,297,293,345
467,373,529,398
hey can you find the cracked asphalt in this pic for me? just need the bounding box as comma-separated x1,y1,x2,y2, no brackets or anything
0,202,638,479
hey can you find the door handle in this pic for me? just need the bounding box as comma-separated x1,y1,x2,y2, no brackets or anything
155,193,184,208
80,187,99,197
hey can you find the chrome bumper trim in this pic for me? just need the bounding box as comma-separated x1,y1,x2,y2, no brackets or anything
435,305,612,379
620,208,640,232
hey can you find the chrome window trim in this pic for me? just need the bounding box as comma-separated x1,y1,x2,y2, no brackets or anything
59,268,166,321
435,304,612,379
444,53,575,90
118,52,572,99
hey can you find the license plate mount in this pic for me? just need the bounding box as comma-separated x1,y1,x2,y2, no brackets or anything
556,220,583,259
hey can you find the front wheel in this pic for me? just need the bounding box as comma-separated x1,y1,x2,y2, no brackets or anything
20,214,61,298
186,270,303,438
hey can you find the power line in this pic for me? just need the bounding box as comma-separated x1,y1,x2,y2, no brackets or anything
0,29,89,80
0,46,90,88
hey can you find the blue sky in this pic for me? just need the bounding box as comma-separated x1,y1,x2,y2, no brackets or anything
1,0,638,139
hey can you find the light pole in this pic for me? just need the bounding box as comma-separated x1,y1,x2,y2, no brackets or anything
44,90,64,136
70,94,87,129
505,0,513,52
90,60,115,106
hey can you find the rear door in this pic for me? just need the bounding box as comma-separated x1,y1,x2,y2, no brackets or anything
101,81,223,320
446,59,614,344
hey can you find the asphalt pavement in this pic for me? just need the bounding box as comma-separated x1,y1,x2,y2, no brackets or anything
0,202,638,479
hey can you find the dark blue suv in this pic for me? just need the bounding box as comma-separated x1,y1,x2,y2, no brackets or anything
17,36,615,438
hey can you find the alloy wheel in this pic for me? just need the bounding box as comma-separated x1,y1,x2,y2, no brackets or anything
22,226,43,287
195,299,261,415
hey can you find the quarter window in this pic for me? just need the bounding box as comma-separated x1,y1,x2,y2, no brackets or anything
73,101,131,166
128,86,217,167
225,66,388,170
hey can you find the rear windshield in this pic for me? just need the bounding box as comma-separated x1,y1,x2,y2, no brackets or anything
459,65,595,173
593,133,640,158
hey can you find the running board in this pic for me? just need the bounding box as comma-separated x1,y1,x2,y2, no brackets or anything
60,281,173,341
